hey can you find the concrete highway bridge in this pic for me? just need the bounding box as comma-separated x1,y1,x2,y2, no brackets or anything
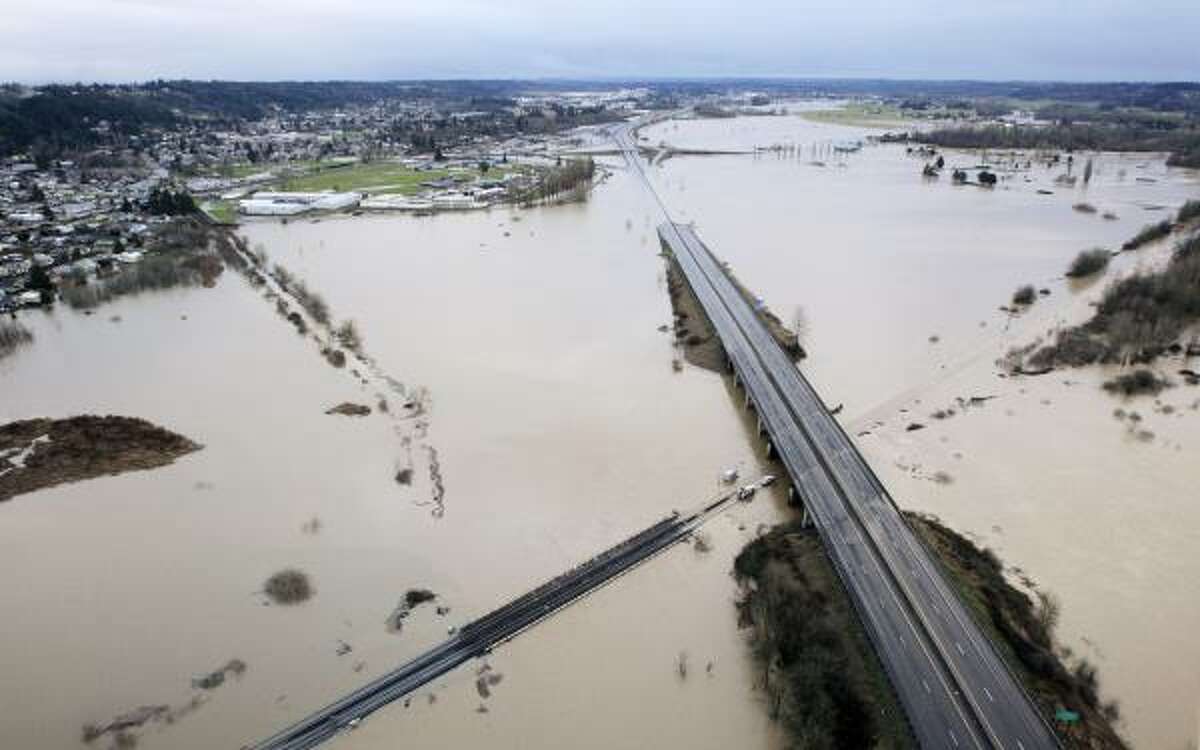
616,119,1059,749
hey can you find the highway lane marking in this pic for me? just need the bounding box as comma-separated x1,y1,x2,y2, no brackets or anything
949,729,960,747
922,679,931,694
984,687,994,702
956,641,965,656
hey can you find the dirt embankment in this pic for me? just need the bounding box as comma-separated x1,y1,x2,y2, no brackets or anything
662,252,804,374
734,523,914,748
213,228,445,517
909,513,1127,749
0,416,201,502
734,517,1127,749
665,258,727,371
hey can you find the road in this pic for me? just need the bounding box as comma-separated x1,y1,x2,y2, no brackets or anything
611,121,1059,750
249,503,733,750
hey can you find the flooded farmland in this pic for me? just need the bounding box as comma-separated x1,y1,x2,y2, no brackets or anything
2,108,1198,750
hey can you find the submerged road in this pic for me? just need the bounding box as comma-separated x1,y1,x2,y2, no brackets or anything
250,502,736,750
611,121,1059,749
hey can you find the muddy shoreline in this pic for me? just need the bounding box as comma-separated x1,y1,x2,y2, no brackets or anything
662,251,804,373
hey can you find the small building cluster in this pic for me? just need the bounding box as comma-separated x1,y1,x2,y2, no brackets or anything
0,156,176,312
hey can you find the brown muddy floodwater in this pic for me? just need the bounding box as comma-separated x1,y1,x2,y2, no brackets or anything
0,165,785,750
1,106,1197,750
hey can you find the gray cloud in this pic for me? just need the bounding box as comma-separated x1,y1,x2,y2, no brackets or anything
4,0,1197,82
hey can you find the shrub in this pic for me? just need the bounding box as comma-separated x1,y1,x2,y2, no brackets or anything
733,525,883,747
1065,248,1111,278
288,278,330,325
1102,369,1170,396
1175,232,1200,262
0,321,33,358
1122,220,1172,251
1095,250,1200,357
1011,284,1036,306
1177,200,1200,224
60,255,206,310
335,319,362,352
404,588,436,608
1028,328,1108,369
264,569,312,604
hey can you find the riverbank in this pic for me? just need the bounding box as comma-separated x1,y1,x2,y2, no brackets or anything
909,514,1126,748
662,246,804,374
734,522,913,748
734,515,1127,748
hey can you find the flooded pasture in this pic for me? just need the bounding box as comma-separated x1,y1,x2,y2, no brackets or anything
1,107,1198,749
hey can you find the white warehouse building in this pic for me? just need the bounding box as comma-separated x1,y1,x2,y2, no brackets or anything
239,191,360,216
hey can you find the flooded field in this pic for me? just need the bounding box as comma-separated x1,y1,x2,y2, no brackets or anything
0,165,786,749
2,107,1197,749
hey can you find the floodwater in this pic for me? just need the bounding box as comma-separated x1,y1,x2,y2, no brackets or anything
1,105,1197,750
0,163,785,749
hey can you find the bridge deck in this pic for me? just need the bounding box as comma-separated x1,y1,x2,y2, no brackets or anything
249,502,725,750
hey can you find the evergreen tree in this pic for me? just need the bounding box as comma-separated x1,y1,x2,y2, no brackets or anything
28,264,53,291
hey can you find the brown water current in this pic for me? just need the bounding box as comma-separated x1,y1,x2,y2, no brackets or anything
1,106,1197,749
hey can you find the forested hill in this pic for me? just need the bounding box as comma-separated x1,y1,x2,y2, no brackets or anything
4,79,1200,161
0,80,533,159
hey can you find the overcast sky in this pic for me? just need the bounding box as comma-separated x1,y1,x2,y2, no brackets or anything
5,0,1198,83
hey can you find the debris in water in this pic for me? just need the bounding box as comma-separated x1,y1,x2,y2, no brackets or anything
387,589,438,632
425,445,445,518
191,659,247,690
325,402,371,417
